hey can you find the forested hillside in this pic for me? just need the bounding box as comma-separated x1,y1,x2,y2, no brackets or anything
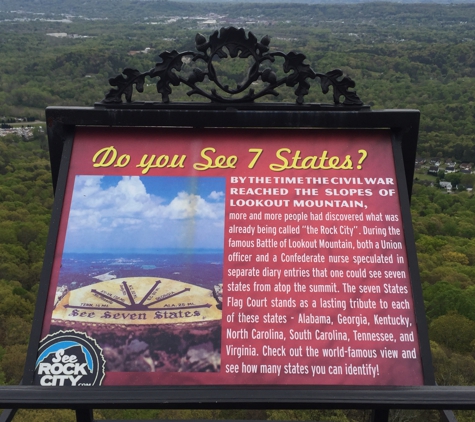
1,1,475,421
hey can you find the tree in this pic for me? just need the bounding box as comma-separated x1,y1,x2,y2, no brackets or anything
424,282,475,321
429,313,475,353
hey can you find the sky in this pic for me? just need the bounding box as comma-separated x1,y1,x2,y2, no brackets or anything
62,175,226,253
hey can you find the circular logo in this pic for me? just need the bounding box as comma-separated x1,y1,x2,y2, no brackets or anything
35,330,105,387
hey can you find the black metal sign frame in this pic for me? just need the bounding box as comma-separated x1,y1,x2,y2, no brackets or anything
4,26,463,422
23,104,432,389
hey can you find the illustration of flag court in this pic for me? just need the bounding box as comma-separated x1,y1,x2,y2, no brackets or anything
51,277,222,373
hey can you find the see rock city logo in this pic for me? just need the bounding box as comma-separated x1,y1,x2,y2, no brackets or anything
34,330,105,386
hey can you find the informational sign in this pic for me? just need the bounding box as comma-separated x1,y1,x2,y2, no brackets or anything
34,127,424,387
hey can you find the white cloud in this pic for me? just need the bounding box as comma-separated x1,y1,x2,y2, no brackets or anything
163,191,222,220
67,176,158,231
208,190,224,201
64,176,225,251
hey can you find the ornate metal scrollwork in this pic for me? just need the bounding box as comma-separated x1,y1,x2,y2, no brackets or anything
102,27,363,106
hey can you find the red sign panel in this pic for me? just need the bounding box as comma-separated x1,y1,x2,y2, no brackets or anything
35,127,424,387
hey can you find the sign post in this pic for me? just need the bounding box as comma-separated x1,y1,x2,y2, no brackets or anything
19,27,436,421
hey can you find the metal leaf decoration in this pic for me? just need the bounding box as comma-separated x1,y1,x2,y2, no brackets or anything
101,27,364,106
319,69,362,106
103,68,146,104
